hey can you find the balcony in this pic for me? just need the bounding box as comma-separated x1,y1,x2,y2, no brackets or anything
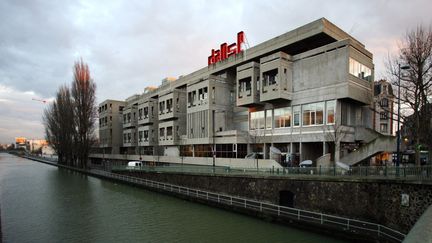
236,62,260,106
138,98,158,125
259,52,293,102
158,120,181,146
137,125,157,146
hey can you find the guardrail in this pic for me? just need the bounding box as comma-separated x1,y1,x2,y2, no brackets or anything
111,164,432,180
91,169,406,242
23,154,406,242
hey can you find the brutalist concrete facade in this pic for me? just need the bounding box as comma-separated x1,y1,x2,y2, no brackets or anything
95,18,384,168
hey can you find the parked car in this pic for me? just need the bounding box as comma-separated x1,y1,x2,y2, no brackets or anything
299,160,313,168
127,161,143,169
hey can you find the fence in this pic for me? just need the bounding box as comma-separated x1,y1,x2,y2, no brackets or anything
111,164,432,180
91,169,406,242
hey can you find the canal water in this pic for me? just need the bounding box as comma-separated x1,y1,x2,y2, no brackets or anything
0,153,346,243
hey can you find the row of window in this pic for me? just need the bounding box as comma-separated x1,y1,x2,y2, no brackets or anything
98,116,112,126
98,103,112,113
138,106,155,120
250,100,336,130
188,87,212,107
123,132,135,144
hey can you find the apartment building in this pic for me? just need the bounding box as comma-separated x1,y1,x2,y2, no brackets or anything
94,18,384,167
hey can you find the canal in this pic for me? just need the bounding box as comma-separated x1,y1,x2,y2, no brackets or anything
0,153,346,243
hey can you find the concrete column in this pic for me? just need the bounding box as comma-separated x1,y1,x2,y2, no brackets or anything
192,145,195,157
323,141,327,155
299,142,303,162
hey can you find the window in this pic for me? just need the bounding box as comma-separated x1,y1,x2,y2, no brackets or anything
139,131,143,142
239,77,252,96
263,69,278,88
349,58,372,81
167,99,172,112
302,104,312,126
159,101,165,114
144,107,149,118
274,107,291,128
159,128,165,138
266,110,272,129
138,109,143,120
380,98,388,108
144,130,149,141
302,102,324,126
380,124,388,133
380,112,388,120
293,106,300,126
167,126,173,136
250,111,265,130
316,102,324,124
202,88,208,100
326,100,336,124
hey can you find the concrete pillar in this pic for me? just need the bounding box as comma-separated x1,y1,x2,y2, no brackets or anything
263,143,267,159
299,142,303,162
323,141,327,155
192,145,195,157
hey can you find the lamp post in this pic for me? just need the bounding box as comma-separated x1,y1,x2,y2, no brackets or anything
397,63,410,168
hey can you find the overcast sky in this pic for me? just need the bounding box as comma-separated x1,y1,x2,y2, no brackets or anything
0,0,431,143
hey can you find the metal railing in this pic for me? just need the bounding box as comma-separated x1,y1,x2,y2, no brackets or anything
91,169,406,242
111,164,432,180
23,155,406,242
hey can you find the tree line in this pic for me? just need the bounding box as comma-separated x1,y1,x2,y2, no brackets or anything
43,59,97,168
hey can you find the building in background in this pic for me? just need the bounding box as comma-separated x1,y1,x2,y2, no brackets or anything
26,139,48,153
373,79,394,135
92,18,393,168
98,99,126,155
15,137,27,150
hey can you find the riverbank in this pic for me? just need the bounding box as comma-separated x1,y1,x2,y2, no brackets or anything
23,154,405,242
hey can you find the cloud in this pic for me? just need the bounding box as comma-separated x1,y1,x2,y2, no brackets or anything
0,84,52,142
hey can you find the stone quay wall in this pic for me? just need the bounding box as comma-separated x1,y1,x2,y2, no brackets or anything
118,171,432,234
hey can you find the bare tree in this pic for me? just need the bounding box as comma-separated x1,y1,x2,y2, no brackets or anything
43,85,75,165
243,129,265,170
387,25,432,165
324,123,348,166
71,59,97,169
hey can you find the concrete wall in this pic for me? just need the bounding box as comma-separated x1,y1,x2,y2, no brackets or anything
118,170,432,234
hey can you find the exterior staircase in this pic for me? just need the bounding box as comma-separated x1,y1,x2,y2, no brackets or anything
340,127,396,166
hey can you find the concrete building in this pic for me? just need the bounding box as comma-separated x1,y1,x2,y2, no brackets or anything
92,18,393,168
98,99,126,154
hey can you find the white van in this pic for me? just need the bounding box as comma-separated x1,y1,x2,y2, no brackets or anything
127,161,143,169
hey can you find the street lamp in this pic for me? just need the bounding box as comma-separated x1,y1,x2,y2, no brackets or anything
396,63,411,168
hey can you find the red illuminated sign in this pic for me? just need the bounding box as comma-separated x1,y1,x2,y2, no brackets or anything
208,31,245,65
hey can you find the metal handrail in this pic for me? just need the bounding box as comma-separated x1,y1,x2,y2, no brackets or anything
24,155,406,242
111,164,432,181
93,169,405,242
